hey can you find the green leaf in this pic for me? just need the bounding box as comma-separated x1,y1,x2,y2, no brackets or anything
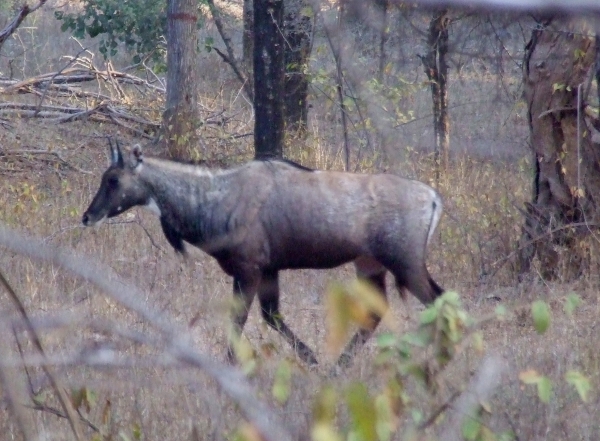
472,331,484,354
563,293,582,317
498,431,516,441
325,283,351,354
441,290,461,306
537,376,553,403
132,423,142,441
204,36,215,52
495,304,508,319
300,6,314,17
574,48,586,61
519,369,553,402
374,395,393,441
419,307,437,325
272,360,292,404
32,390,49,406
531,300,551,334
376,333,398,348
462,417,481,441
565,370,591,402
410,409,423,424
346,383,378,441
402,329,432,347
313,386,337,424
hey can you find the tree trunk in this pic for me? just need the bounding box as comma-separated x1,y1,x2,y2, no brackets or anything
163,0,200,161
519,18,600,280
377,0,389,83
420,9,450,181
243,0,253,71
254,0,285,160
283,0,312,136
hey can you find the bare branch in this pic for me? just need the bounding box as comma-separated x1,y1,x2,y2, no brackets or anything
205,0,254,101
0,0,48,50
0,147,92,174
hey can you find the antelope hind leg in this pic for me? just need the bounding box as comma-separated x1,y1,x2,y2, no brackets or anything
335,259,388,370
258,269,318,366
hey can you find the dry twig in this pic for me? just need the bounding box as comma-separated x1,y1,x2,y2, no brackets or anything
0,270,85,441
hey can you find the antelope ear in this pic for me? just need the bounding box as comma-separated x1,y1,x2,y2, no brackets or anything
130,144,144,172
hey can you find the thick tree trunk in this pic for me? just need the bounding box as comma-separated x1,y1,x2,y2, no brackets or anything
519,18,600,280
163,0,200,160
254,0,285,159
283,0,312,136
420,9,450,181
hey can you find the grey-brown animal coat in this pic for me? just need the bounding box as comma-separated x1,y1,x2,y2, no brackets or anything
82,142,444,367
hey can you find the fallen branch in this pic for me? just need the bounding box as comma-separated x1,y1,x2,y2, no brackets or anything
0,101,160,136
0,148,92,174
35,47,90,116
0,67,166,95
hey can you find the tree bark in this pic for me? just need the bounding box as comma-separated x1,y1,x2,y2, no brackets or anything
254,0,285,159
283,0,313,136
519,18,600,280
420,9,450,181
163,0,200,160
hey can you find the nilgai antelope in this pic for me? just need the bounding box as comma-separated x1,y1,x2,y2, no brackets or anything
82,140,444,368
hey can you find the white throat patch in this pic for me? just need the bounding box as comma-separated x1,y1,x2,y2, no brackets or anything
144,198,162,217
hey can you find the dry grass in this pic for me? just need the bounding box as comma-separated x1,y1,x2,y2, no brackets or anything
3,118,600,441
1,5,600,441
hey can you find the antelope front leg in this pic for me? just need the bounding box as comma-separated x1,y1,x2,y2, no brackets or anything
227,275,258,364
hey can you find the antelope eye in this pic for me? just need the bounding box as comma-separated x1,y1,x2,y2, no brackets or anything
107,176,119,188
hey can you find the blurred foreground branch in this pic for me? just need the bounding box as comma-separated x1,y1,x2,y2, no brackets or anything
404,0,600,13
0,224,293,441
437,354,508,441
